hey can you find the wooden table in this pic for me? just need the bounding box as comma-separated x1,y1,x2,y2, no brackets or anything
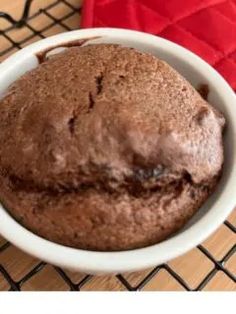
0,0,235,291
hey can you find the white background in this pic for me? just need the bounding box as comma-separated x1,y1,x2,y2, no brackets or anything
0,292,235,313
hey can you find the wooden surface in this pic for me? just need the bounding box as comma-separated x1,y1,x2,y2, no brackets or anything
0,0,235,291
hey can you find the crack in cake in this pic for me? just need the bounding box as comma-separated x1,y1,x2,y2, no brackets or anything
0,44,225,251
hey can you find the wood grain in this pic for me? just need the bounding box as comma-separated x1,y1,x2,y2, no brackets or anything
0,0,235,291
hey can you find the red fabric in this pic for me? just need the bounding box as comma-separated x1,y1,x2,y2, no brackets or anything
81,0,236,90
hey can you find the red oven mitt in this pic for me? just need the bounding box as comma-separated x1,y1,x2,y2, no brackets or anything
81,0,236,90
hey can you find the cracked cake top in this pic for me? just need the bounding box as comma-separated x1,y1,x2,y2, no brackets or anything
0,44,225,250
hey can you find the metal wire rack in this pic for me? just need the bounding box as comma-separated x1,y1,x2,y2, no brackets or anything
0,0,235,291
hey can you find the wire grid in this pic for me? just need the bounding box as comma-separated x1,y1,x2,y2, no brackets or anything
0,0,235,291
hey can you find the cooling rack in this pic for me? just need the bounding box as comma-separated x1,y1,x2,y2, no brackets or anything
0,0,235,291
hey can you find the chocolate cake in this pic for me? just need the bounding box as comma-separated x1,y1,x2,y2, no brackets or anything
0,44,225,251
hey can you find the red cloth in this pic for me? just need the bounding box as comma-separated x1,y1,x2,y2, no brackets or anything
81,0,236,90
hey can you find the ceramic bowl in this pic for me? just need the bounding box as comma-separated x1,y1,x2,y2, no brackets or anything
0,28,235,274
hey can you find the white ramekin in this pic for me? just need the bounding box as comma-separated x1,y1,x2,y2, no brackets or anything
0,28,235,274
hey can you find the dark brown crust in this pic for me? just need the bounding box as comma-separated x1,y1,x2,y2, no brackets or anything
36,37,100,64
197,84,209,101
0,44,225,251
